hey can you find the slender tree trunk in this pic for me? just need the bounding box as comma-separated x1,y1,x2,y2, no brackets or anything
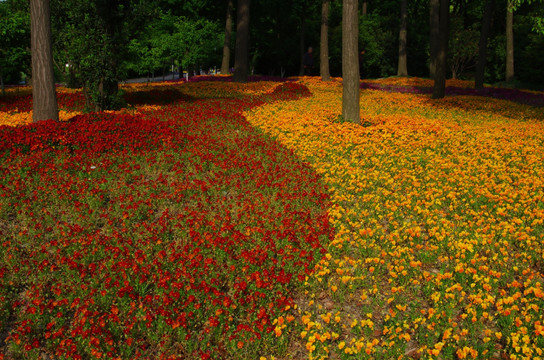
475,0,494,89
0,66,4,96
321,0,331,81
234,0,250,83
432,0,450,99
429,0,440,78
506,0,514,82
342,0,360,124
30,0,58,122
397,0,408,76
361,1,368,16
221,0,234,75
299,16,306,76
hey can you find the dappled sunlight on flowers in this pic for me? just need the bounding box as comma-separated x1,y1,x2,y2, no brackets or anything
245,77,544,359
2,76,543,359
0,80,329,359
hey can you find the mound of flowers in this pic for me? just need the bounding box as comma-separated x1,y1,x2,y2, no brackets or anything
0,81,331,359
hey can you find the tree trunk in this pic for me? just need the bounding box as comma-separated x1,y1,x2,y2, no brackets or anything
30,0,58,122
1,66,4,96
234,0,250,82
506,1,514,82
432,0,450,99
320,0,331,81
361,1,368,16
397,0,408,76
342,0,360,124
429,0,440,78
299,16,306,76
475,0,494,89
221,0,234,75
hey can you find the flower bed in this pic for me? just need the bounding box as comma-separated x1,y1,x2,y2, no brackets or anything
360,77,544,107
246,77,544,360
0,81,332,359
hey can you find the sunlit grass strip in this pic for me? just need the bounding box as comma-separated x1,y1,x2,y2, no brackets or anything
245,77,544,360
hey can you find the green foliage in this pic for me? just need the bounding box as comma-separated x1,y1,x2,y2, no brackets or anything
0,0,30,86
486,35,507,83
359,12,397,78
511,0,544,34
126,12,220,78
518,32,544,84
448,16,479,79
1,0,543,92
52,0,142,110
171,17,221,70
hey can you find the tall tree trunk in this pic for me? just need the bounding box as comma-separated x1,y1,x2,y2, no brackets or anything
221,0,234,75
299,16,306,76
30,0,58,122
429,0,440,78
432,0,450,99
321,0,331,81
475,0,494,89
506,1,514,82
0,66,4,96
342,0,360,124
397,0,408,76
361,1,368,16
234,0,250,83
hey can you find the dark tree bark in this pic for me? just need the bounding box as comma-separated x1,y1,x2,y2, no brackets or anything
397,0,408,76
1,66,4,96
432,0,450,99
221,0,234,75
30,0,58,122
361,1,368,16
506,0,514,82
475,0,495,89
342,0,360,124
234,0,250,83
299,16,306,76
429,0,440,78
321,0,331,81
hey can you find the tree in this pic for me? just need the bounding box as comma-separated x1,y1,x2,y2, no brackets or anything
221,0,234,74
432,0,450,99
448,16,479,79
52,0,132,110
321,0,331,81
342,0,360,124
234,0,250,82
429,0,440,78
30,0,58,122
171,17,221,72
475,0,495,89
397,0,408,76
506,0,515,81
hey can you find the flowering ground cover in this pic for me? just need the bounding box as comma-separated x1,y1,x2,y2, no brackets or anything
361,77,544,107
2,76,544,360
0,80,332,359
246,77,544,359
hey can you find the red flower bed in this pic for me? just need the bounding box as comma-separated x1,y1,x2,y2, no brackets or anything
0,92,86,112
0,83,331,359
